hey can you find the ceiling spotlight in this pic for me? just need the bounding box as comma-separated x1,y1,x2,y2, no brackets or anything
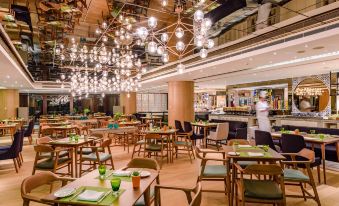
176,63,185,74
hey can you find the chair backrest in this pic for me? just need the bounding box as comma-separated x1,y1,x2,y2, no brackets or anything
24,120,34,136
6,131,23,158
126,158,159,171
235,127,248,140
21,171,58,198
36,136,53,145
175,120,185,133
255,130,277,151
215,123,229,140
101,138,112,148
227,139,250,146
34,144,55,154
243,164,283,176
281,133,306,153
189,182,202,206
184,121,193,133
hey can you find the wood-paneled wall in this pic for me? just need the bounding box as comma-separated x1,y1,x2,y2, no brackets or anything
120,92,136,114
0,89,19,119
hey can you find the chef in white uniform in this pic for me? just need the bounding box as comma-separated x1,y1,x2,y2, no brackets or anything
256,91,271,132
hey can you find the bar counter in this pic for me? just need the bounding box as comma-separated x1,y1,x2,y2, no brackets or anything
209,114,339,128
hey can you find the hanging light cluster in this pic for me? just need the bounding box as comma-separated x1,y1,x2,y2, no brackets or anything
55,19,145,98
135,1,214,73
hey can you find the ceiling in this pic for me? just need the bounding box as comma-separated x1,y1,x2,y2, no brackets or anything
139,25,339,92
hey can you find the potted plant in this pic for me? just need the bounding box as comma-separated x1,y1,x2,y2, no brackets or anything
114,112,123,121
83,108,90,116
131,171,141,189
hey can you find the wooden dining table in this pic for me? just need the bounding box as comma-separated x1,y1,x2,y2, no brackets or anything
41,168,159,206
1,119,26,128
89,127,137,138
144,128,178,163
191,122,218,148
140,116,162,125
0,124,18,140
49,125,78,138
222,145,286,206
48,136,98,178
271,131,339,184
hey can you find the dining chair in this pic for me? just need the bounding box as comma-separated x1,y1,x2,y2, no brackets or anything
175,120,185,133
234,164,286,206
144,133,168,169
36,136,70,158
184,121,204,145
173,130,195,163
281,133,322,183
23,119,34,144
235,127,248,140
131,129,146,158
79,138,114,176
281,155,321,205
206,123,229,150
32,145,74,177
0,130,23,173
99,120,109,128
21,171,75,206
155,182,202,206
194,147,229,194
123,158,160,206
254,130,280,151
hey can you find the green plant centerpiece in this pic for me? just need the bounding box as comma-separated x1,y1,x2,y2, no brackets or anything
83,108,90,116
232,141,239,152
114,112,123,121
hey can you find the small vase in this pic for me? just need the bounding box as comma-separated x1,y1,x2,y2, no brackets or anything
132,176,141,189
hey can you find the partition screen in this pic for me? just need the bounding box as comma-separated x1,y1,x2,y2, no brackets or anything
137,93,168,112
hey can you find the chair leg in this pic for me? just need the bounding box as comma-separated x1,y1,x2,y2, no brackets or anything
20,152,24,163
28,135,33,144
12,158,19,173
299,182,307,201
316,166,321,184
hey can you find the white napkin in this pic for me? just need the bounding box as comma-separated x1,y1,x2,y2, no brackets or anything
238,145,252,148
77,190,105,202
248,152,264,157
112,170,132,177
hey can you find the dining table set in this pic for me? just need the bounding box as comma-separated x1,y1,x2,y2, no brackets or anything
271,130,339,184
0,121,20,140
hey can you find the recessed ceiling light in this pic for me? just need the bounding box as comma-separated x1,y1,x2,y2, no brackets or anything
273,52,277,55
304,44,308,48
6,75,10,79
249,58,253,61
269,61,273,63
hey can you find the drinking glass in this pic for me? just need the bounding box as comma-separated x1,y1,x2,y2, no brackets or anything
319,134,325,141
263,145,269,152
98,165,106,180
310,130,316,135
110,178,121,196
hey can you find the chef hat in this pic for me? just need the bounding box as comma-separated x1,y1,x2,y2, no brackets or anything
259,91,267,98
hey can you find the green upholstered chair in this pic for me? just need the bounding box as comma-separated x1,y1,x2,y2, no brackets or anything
32,145,74,177
194,147,229,195
281,154,321,206
79,138,114,176
234,163,286,206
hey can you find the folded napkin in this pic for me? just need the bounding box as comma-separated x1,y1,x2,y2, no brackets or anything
238,145,252,148
247,152,264,157
77,190,105,202
112,170,132,177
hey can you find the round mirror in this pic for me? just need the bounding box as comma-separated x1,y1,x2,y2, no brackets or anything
293,78,329,113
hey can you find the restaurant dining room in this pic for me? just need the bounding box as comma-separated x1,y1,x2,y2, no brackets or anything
4,0,339,205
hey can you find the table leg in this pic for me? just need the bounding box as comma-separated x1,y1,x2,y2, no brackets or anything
74,146,79,178
321,144,326,184
144,186,151,206
230,161,236,206
336,142,339,162
204,127,207,148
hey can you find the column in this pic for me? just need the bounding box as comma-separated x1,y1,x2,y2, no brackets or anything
0,89,19,119
42,95,48,115
120,92,136,114
69,95,74,113
168,81,194,127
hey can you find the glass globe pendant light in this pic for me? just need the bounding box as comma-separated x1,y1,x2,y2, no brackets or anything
175,27,184,38
176,41,185,51
194,10,204,22
176,63,185,73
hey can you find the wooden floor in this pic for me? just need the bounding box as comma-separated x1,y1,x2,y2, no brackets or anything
1,134,339,206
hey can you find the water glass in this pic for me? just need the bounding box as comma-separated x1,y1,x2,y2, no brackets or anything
110,178,121,196
98,165,106,179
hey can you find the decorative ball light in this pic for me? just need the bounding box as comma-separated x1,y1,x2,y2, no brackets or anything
161,33,169,42
207,39,214,49
194,10,204,22
147,41,157,53
199,48,208,58
162,52,169,63
175,27,184,38
148,17,157,29
157,46,165,55
161,0,168,6
176,41,185,51
137,27,149,40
